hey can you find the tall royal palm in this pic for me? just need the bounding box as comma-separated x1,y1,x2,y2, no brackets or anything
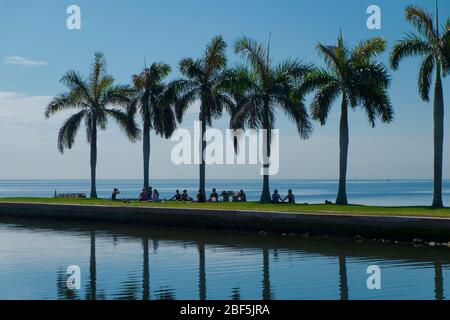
45,53,139,198
305,33,393,205
130,63,178,189
175,35,233,193
232,37,313,203
390,4,450,208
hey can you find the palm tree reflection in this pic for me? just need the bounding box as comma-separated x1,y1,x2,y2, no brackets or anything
338,255,349,301
262,248,272,300
435,261,444,301
198,242,207,300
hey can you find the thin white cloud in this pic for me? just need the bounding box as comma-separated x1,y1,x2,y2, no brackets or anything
4,56,48,67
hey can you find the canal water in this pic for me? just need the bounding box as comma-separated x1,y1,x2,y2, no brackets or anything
0,219,449,300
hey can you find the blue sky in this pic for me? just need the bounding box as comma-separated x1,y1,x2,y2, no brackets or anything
0,0,449,180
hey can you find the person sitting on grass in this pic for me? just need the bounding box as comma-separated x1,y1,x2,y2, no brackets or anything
146,186,153,200
197,189,206,203
170,190,182,201
232,191,240,202
221,190,230,202
152,189,160,202
139,188,148,202
209,188,219,202
239,190,247,202
112,188,120,200
181,190,193,201
283,189,296,204
272,190,283,204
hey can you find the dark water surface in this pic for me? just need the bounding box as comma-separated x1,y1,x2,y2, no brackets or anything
0,218,449,300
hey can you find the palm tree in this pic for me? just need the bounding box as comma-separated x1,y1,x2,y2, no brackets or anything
390,3,450,208
175,35,234,193
304,33,393,205
45,53,139,198
129,63,178,189
231,36,313,203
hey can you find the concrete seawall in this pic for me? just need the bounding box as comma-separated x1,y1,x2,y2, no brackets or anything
0,202,450,241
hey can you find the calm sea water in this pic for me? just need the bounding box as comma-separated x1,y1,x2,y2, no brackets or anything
1,179,450,206
0,219,449,300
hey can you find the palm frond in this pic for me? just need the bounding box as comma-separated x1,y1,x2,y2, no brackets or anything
101,84,135,107
45,92,86,118
405,5,437,42
418,54,435,101
390,33,432,70
310,81,340,125
234,36,269,79
204,35,227,76
57,110,86,153
352,37,387,62
179,58,204,80
105,108,140,141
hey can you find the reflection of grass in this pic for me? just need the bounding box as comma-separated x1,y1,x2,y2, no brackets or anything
1,197,450,218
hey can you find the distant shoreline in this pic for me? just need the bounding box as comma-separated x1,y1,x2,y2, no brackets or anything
1,199,450,243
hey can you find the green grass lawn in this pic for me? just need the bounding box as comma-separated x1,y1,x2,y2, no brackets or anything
1,197,450,218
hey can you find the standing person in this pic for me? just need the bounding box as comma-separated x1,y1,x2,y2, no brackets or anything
112,188,120,200
283,189,296,204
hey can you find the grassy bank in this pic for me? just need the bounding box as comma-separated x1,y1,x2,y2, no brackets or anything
1,197,450,218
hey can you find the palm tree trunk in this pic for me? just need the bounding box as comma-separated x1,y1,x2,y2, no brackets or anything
336,97,349,205
198,242,207,300
199,112,206,194
432,63,444,208
90,117,98,199
143,121,151,189
89,230,97,300
260,101,271,204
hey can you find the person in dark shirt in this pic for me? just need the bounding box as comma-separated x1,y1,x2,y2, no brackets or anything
112,188,120,200
139,188,148,201
181,190,193,201
197,189,206,203
239,190,247,202
283,189,296,204
272,190,282,203
221,191,230,202
170,190,182,201
209,188,219,202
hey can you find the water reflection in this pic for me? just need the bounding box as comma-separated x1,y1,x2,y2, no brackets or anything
142,238,150,300
262,248,272,300
0,218,448,300
339,255,349,301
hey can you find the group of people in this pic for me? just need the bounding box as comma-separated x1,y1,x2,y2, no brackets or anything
169,188,247,203
272,189,296,204
138,187,160,202
111,186,296,204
